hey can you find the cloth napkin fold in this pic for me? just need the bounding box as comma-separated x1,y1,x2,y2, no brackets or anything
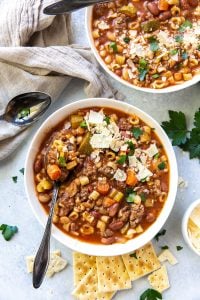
0,0,123,161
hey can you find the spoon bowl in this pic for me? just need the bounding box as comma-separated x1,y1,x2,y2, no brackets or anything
1,92,51,126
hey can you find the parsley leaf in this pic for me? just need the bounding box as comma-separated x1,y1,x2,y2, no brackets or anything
19,168,25,175
104,116,110,125
170,49,178,56
58,156,66,167
152,74,159,79
182,128,200,159
124,37,130,43
126,192,136,203
130,252,137,259
12,176,18,183
140,192,147,202
132,127,143,139
110,42,118,53
158,162,166,170
117,155,127,164
198,45,200,51
182,51,188,60
148,36,159,52
179,20,192,32
0,224,18,241
176,245,183,251
138,59,148,81
140,288,162,300
161,245,169,250
194,109,200,128
161,110,188,146
17,108,30,119
155,229,166,241
80,121,87,128
126,140,135,151
175,35,183,43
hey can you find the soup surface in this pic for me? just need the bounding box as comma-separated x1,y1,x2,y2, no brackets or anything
92,0,200,89
34,107,169,244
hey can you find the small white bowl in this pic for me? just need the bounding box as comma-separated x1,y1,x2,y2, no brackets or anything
25,98,178,256
182,199,200,256
85,7,200,94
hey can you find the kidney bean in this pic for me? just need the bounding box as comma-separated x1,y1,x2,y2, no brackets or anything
109,220,124,231
38,193,51,203
147,2,160,16
101,236,116,244
180,0,190,10
91,210,101,219
34,155,43,173
161,181,168,192
159,11,172,21
109,203,120,217
146,212,156,223
188,0,198,7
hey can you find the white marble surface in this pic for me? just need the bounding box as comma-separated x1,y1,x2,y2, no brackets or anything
0,8,200,300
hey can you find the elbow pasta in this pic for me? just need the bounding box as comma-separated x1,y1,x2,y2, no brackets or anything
91,1,200,89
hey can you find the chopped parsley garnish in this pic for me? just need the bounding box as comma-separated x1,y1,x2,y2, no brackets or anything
182,51,188,60
80,121,87,128
0,224,18,241
132,127,143,139
58,156,66,167
117,155,127,164
110,42,118,53
126,140,135,151
161,245,169,250
140,288,162,300
162,109,200,159
155,229,166,241
12,176,18,183
17,108,30,119
154,153,160,159
141,177,147,182
170,49,178,56
158,162,166,170
124,37,130,43
175,35,183,43
138,58,148,81
179,20,192,32
104,116,110,125
148,36,159,52
152,74,160,79
19,168,25,175
130,252,137,259
140,193,147,202
176,245,183,251
125,187,134,196
126,192,136,203
161,110,188,146
198,45,200,51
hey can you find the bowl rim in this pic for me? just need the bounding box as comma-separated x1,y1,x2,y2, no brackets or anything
25,98,178,256
85,7,200,94
182,198,200,256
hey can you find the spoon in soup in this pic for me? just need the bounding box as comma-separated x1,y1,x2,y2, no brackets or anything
0,92,51,127
32,148,70,288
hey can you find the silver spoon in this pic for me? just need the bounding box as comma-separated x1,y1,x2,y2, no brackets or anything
33,180,60,289
0,92,51,126
43,0,110,15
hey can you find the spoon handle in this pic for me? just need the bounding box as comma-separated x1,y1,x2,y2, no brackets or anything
32,181,60,289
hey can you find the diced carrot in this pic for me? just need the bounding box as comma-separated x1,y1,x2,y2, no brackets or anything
47,164,61,181
97,181,110,195
103,197,116,207
158,0,169,10
126,169,138,186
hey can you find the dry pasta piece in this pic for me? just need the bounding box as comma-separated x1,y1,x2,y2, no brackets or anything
148,265,170,292
73,252,96,286
96,256,132,292
122,242,161,280
72,267,115,300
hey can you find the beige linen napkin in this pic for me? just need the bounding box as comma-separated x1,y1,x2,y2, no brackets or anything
0,0,123,161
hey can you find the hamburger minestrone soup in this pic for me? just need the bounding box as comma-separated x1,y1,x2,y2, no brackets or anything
34,108,169,244
91,0,200,89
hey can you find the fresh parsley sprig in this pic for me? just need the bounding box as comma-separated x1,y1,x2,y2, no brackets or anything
162,109,200,159
140,288,162,300
0,224,18,241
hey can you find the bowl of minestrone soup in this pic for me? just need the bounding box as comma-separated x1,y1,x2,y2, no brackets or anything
25,98,178,256
86,0,200,93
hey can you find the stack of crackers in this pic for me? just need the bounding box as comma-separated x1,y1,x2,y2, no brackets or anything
72,242,178,299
